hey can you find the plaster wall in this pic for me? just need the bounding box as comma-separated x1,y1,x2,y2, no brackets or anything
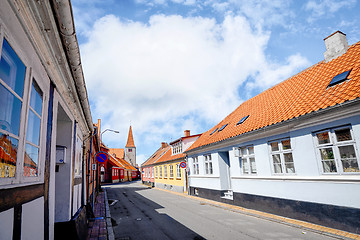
0,208,13,240
22,197,44,240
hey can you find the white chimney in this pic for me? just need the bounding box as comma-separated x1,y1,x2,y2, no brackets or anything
324,31,348,62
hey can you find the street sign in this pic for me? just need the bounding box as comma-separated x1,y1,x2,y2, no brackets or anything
180,161,187,168
94,151,109,164
92,164,97,170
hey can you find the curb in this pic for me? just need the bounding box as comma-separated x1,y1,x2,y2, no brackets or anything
152,186,360,240
103,188,115,240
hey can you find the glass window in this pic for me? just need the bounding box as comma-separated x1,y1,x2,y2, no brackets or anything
317,132,330,145
204,155,213,174
315,127,359,174
0,39,26,97
270,138,295,174
192,157,199,175
164,165,167,178
0,84,22,136
24,144,38,177
0,133,18,178
170,165,173,178
176,164,181,178
239,146,256,174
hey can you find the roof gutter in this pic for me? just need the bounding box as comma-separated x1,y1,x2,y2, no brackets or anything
50,0,93,132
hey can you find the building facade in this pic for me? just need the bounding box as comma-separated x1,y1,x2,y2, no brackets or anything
185,31,360,233
0,1,98,239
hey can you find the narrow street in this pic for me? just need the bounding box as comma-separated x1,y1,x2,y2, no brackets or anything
105,182,339,240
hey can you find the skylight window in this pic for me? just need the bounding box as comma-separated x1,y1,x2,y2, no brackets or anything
210,128,218,135
237,115,249,125
328,70,351,87
218,124,228,132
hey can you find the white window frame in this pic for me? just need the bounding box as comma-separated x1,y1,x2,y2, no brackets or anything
204,154,213,175
176,164,181,179
169,165,174,178
269,138,295,175
155,166,158,178
192,157,199,175
151,167,154,178
159,166,162,178
314,126,359,174
164,165,167,178
0,32,47,186
238,146,256,174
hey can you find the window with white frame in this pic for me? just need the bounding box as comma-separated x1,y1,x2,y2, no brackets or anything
192,157,199,175
155,166,158,178
169,165,174,178
151,167,154,178
315,127,359,173
176,164,181,178
159,166,162,178
204,154,213,174
269,138,295,174
164,165,167,178
0,37,45,183
239,146,256,174
172,141,182,155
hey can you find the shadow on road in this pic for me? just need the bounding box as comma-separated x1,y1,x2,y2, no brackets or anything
105,183,206,240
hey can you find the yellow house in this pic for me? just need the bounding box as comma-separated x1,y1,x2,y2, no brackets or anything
152,130,201,193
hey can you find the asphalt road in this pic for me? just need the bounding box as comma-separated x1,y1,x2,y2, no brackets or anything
105,181,340,240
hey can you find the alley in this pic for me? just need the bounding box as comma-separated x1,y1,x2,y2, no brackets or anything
105,182,339,240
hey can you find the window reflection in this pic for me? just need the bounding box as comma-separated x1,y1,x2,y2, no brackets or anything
0,133,18,178
26,110,41,145
24,144,38,177
0,39,26,97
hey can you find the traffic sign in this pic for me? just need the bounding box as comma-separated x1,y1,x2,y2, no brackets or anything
94,151,109,164
180,161,187,168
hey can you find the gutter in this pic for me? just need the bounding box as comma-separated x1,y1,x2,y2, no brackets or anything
50,0,93,132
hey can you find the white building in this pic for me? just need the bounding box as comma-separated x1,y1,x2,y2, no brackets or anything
0,1,95,239
185,31,360,234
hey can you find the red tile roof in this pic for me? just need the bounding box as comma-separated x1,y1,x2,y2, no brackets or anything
187,42,360,152
109,148,124,159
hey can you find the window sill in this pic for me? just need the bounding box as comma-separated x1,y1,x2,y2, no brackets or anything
189,175,219,178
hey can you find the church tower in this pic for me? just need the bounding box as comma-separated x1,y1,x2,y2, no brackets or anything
125,125,136,166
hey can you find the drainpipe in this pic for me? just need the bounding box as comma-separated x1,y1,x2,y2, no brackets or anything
50,0,93,132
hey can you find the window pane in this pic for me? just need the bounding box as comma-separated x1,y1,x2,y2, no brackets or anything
250,157,256,173
273,163,282,173
271,142,279,151
282,139,291,150
316,132,330,145
29,81,43,116
0,133,18,178
272,154,282,173
205,162,208,174
284,152,295,173
341,159,360,172
339,145,359,172
319,148,334,160
24,144,38,177
240,147,246,156
209,162,213,174
335,129,352,142
26,110,41,145
0,84,22,136
272,154,281,164
243,160,249,174
0,39,26,97
284,153,293,163
322,160,337,173
248,146,254,155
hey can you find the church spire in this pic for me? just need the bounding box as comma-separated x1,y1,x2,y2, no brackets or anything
125,126,135,148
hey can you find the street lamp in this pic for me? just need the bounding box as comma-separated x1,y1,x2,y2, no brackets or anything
100,129,119,142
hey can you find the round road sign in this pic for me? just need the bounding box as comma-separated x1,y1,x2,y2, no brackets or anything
180,161,187,168
95,151,109,164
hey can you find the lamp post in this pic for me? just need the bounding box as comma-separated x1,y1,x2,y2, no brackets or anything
100,129,119,142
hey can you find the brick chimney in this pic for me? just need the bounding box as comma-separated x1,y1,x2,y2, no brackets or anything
324,31,348,62
161,142,167,149
184,130,190,137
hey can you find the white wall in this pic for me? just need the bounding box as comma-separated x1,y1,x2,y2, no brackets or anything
22,197,44,240
0,208,13,240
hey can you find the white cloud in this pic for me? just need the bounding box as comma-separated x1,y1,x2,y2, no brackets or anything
80,13,308,159
305,0,356,22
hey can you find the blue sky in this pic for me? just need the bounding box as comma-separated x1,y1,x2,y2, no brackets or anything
72,0,360,165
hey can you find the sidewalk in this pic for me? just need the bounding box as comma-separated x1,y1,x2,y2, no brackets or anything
87,189,114,240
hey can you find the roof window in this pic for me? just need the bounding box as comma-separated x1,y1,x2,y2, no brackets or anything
218,124,228,132
328,70,351,87
237,115,249,125
210,128,218,135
